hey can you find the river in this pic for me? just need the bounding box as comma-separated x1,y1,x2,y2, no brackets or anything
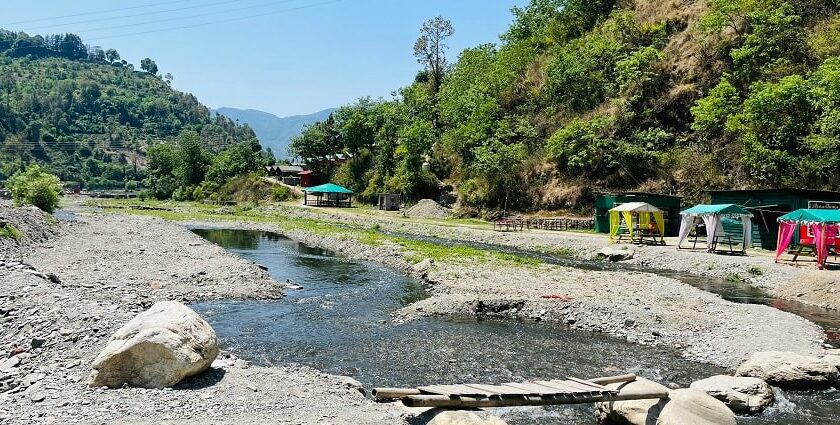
190,228,840,425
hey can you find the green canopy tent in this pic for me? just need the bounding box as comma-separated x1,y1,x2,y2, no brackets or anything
303,183,354,208
776,209,840,269
677,204,753,253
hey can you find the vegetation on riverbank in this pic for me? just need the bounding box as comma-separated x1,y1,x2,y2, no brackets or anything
291,0,840,212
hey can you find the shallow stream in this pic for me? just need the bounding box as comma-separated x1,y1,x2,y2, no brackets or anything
190,228,840,425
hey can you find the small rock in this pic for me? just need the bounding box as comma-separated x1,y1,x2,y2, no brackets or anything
30,338,47,349
0,356,20,372
245,383,258,392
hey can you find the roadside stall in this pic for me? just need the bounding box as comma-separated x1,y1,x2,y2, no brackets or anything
609,202,665,245
677,204,752,254
775,209,840,269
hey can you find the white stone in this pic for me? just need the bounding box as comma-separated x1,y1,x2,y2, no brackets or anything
735,351,839,388
88,301,219,388
596,379,735,425
598,247,635,262
656,389,736,425
595,377,670,424
690,375,773,413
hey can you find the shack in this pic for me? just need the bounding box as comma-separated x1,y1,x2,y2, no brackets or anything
595,192,681,237
304,183,353,207
266,165,304,186
710,188,840,250
298,170,316,187
377,193,401,211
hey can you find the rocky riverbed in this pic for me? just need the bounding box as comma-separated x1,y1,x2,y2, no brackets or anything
183,217,827,369
0,211,405,424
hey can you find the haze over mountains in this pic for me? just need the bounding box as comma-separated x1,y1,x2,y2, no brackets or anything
214,107,335,159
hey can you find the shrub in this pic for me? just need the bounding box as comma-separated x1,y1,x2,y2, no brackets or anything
7,165,62,213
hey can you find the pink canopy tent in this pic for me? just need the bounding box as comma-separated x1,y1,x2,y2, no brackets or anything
775,209,840,269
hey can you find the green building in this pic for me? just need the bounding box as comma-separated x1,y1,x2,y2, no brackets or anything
709,188,840,250
594,192,682,236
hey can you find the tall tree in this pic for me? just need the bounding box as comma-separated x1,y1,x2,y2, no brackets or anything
413,16,455,93
140,58,158,75
104,48,120,63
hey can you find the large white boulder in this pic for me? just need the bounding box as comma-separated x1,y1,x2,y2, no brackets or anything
656,389,736,425
595,377,669,424
596,379,735,425
735,351,839,388
690,375,773,414
89,301,219,388
410,409,507,425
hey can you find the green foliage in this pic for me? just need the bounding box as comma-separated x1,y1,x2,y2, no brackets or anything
288,0,840,210
691,77,741,143
7,164,61,213
0,29,256,190
213,173,294,204
730,2,809,82
0,223,22,240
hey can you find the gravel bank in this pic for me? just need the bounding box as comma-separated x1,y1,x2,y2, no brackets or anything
0,201,58,259
1,211,405,424
261,205,833,307
182,218,827,369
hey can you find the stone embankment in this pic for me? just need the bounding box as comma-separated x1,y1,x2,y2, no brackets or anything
0,211,405,424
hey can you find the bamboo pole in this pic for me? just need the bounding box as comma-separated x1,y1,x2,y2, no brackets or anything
371,388,422,399
587,373,637,385
401,389,670,408
371,374,638,401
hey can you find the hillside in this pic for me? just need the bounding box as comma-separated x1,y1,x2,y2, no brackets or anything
0,30,256,189
290,0,840,212
214,107,335,159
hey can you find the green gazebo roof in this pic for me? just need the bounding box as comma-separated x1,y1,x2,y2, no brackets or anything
304,183,354,194
778,209,840,223
681,204,752,216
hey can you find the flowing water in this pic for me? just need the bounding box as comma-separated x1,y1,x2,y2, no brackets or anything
190,228,840,425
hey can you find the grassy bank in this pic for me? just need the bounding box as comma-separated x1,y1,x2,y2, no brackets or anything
95,200,544,268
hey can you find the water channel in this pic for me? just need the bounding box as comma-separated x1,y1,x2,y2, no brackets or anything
190,228,840,425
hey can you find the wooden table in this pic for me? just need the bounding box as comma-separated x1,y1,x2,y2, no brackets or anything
711,234,739,254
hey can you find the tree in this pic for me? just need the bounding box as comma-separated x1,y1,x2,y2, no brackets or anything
414,16,455,93
140,58,158,75
7,164,62,213
164,72,174,85
104,48,120,63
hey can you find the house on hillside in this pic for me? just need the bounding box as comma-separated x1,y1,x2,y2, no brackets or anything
266,165,305,186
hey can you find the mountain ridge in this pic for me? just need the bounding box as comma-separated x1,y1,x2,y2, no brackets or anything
214,107,336,159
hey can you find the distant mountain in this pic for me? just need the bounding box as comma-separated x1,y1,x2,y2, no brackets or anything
214,107,335,159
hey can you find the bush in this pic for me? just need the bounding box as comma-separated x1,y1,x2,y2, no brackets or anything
7,164,62,213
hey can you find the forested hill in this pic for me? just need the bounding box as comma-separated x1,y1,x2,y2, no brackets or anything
291,0,840,212
0,30,256,189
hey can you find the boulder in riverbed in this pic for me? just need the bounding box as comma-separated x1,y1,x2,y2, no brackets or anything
689,375,773,414
89,301,219,388
598,247,635,262
596,379,736,425
595,377,669,424
735,351,839,388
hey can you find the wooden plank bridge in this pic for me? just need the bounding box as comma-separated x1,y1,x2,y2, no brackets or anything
372,374,668,408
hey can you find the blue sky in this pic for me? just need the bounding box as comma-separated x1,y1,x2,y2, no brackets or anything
2,0,527,117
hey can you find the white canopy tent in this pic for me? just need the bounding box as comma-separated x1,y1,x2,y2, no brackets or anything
677,204,753,253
